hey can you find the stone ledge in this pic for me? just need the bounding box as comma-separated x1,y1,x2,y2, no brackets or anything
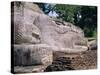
13,44,53,66
14,65,48,73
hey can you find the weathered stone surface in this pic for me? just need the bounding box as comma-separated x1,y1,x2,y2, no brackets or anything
13,2,41,44
14,44,53,66
13,1,88,51
88,40,97,50
44,50,97,72
34,13,88,50
14,65,48,73
12,1,89,69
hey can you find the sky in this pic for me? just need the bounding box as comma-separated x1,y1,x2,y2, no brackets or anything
48,11,58,17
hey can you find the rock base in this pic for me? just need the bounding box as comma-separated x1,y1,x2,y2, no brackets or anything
14,44,53,66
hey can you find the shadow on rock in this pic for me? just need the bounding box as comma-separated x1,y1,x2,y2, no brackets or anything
44,57,74,72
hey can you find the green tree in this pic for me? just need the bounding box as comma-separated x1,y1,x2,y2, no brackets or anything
77,6,97,37
54,4,81,24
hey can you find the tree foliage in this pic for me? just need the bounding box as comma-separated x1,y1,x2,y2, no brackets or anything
77,6,97,37
54,4,81,24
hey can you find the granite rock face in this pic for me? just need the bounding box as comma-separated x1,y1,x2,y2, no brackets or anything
12,2,88,66
14,44,53,66
12,2,42,44
88,40,97,50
